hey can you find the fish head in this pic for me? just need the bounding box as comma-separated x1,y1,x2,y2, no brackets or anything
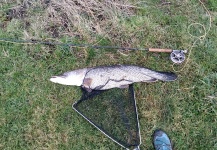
50,68,88,86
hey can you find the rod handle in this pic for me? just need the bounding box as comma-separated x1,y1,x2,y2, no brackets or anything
149,48,172,53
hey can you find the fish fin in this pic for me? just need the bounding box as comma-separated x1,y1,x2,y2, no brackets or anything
86,88,92,93
82,78,94,92
82,78,92,87
94,85,106,90
81,85,92,92
157,72,177,81
143,78,158,82
119,84,129,89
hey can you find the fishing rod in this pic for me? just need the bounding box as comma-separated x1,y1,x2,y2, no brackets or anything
0,38,187,64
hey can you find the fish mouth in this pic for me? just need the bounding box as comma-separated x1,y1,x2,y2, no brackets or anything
50,75,66,78
50,76,58,83
50,75,65,83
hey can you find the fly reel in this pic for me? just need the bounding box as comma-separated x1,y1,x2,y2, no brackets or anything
148,48,187,64
170,50,187,64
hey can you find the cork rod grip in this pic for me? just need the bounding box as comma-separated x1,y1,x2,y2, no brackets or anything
149,48,172,53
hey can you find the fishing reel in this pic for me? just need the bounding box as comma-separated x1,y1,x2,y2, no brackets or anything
170,50,187,64
148,48,187,64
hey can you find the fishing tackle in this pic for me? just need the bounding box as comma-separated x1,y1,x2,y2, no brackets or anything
0,38,187,64
148,48,187,64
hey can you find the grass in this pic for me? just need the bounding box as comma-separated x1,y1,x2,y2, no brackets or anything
0,0,216,149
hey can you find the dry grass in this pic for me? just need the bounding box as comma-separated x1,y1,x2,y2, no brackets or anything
4,0,137,43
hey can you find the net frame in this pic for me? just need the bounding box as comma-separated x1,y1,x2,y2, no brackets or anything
72,84,141,150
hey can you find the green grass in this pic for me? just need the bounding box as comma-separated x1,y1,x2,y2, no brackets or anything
0,0,217,149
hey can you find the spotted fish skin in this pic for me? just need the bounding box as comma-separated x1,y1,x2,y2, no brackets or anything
82,65,177,90
50,65,177,91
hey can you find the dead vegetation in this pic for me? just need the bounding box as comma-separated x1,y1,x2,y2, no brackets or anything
3,0,139,45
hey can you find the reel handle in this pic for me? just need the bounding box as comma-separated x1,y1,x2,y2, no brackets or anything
149,48,172,53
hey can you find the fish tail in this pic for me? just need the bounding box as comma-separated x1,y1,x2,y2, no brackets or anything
139,67,177,81
154,71,177,81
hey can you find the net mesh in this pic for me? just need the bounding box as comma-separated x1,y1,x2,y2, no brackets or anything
73,84,140,149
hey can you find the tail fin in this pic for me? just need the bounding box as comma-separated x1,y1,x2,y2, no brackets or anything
155,71,177,81
139,67,178,81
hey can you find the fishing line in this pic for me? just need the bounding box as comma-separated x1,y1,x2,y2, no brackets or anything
0,37,149,51
172,0,212,72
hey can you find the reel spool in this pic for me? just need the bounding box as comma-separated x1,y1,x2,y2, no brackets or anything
170,50,187,64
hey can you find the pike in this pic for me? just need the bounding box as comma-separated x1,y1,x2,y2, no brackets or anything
50,65,177,91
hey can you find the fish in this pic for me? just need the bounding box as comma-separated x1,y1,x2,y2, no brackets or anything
50,65,177,91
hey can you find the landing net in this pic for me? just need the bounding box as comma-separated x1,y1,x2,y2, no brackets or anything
73,84,141,149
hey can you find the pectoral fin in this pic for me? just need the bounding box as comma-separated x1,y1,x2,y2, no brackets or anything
143,78,158,82
82,78,92,88
119,85,129,89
